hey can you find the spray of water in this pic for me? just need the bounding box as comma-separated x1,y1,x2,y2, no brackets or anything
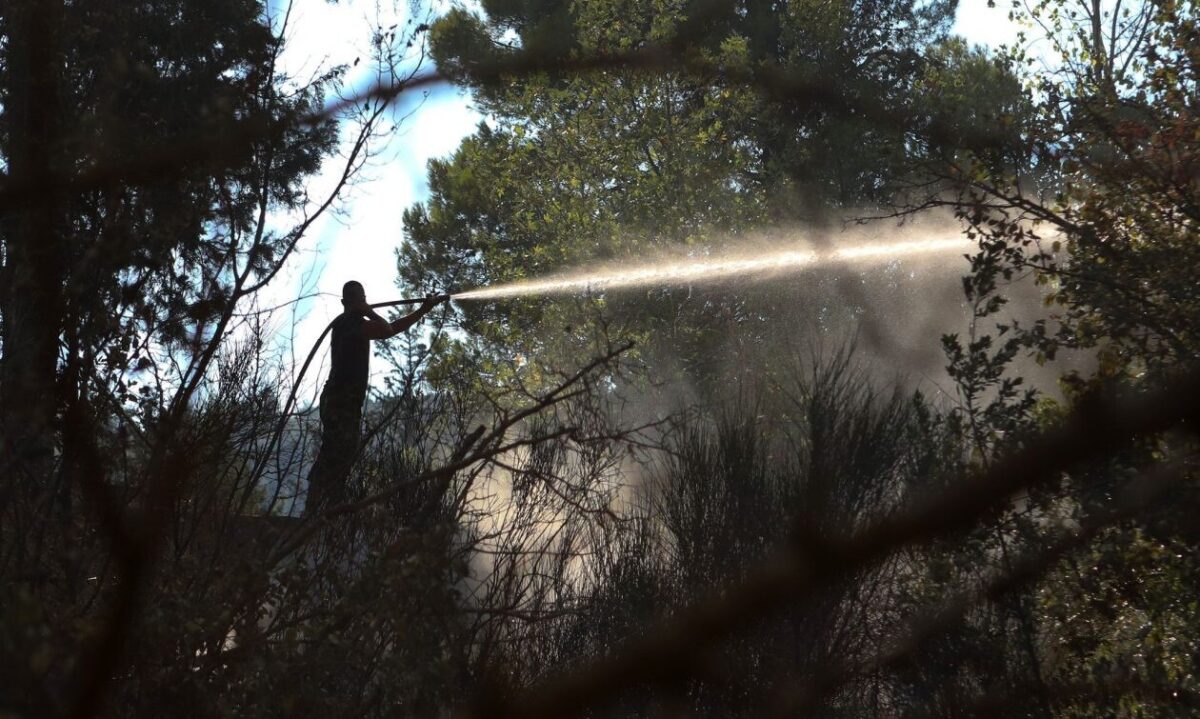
453,235,972,301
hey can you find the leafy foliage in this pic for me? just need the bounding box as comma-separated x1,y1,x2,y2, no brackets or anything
2,0,1199,715
401,0,968,390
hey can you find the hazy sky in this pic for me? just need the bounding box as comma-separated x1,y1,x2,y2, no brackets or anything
267,0,1027,395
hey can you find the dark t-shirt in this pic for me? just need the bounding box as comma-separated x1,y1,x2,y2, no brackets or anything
325,312,369,398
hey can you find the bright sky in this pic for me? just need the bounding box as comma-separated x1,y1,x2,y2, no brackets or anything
263,0,481,395
266,0,1026,396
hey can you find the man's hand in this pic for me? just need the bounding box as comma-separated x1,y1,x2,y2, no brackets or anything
363,295,447,340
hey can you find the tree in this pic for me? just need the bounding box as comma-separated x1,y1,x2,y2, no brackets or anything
0,0,441,712
3,0,1195,714
934,0,1198,380
930,0,1200,713
0,0,338,504
398,0,964,394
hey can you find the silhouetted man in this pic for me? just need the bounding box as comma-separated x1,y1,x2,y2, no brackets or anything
304,281,442,515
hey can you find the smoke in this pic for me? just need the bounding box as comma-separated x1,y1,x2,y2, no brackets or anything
686,214,1089,404
438,212,1093,604
491,212,1088,410
448,211,1089,440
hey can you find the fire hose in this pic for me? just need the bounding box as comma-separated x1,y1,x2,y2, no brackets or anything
265,294,451,483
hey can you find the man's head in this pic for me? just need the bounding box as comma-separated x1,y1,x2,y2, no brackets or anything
341,280,366,310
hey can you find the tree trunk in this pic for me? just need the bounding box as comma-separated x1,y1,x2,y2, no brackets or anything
1,0,67,489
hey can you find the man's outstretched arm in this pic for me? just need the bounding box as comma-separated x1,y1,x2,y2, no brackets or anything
362,296,445,340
